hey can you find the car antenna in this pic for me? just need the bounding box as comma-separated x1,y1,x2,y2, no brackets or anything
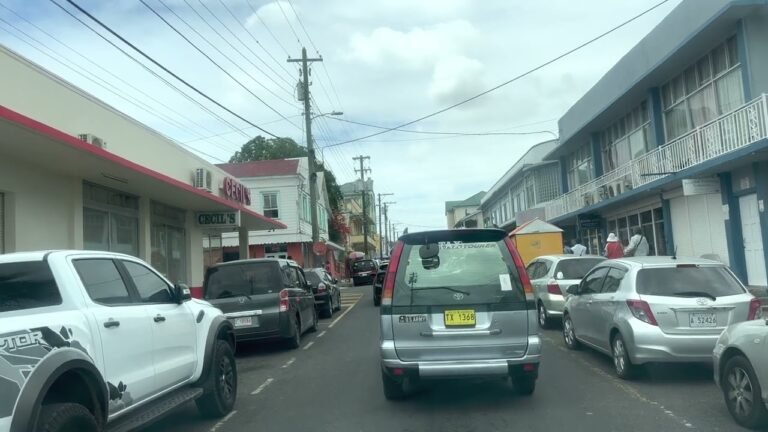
672,245,678,260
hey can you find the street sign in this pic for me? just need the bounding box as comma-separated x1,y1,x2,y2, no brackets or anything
578,214,602,229
196,211,240,228
683,177,720,196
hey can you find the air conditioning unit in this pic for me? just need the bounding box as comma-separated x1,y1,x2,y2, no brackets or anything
78,133,107,149
193,168,213,192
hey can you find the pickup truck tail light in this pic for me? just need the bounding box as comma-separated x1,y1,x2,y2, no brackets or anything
279,289,289,312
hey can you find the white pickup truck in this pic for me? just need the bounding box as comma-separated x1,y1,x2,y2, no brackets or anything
0,250,237,432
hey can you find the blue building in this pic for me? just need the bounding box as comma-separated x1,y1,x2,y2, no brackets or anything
542,0,768,288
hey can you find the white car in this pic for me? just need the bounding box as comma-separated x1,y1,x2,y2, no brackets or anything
714,319,768,429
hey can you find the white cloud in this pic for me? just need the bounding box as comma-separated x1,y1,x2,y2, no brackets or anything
428,55,485,104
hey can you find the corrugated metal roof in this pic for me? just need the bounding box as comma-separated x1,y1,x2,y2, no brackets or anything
217,159,300,178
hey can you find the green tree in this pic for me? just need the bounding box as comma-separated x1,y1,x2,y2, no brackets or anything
229,136,347,241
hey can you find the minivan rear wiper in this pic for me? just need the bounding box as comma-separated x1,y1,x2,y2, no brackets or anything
672,291,716,301
410,286,470,296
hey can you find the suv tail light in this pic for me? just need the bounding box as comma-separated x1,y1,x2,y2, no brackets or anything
546,280,561,295
748,297,763,320
279,289,289,312
626,300,658,326
381,241,404,306
504,237,533,295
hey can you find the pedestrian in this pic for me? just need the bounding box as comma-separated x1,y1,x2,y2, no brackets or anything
605,233,624,259
324,260,332,272
624,228,649,257
563,243,573,254
571,239,587,256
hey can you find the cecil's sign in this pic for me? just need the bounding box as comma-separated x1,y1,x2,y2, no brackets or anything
196,211,240,228
222,177,251,206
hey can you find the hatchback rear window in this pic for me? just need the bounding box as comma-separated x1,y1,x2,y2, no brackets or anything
305,271,322,285
352,260,376,272
636,266,745,298
555,258,605,279
204,262,282,299
0,261,62,312
392,239,524,306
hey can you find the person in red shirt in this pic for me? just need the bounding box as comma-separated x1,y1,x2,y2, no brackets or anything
604,233,624,259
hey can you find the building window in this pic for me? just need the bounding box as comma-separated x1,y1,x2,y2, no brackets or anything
605,206,666,256
661,36,743,140
567,144,593,189
601,101,650,173
262,192,279,219
301,193,310,222
83,182,139,257
151,202,187,283
501,202,509,223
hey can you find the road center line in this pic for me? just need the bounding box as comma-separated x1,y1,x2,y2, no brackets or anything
250,378,274,395
281,357,296,368
317,330,327,338
303,341,315,350
329,299,359,328
209,410,237,431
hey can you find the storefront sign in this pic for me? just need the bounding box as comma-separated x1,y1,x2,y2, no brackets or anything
578,214,602,230
683,177,720,196
196,211,240,228
222,177,251,206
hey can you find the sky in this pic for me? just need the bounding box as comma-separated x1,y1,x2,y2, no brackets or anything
0,0,683,235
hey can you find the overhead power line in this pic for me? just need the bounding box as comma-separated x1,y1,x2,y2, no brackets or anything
275,0,302,48
326,116,557,137
55,0,280,138
245,0,291,58
323,0,672,149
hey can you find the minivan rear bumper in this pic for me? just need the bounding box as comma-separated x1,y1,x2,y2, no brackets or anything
379,335,541,378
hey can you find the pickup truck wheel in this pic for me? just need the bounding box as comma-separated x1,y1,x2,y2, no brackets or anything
196,340,237,418
36,403,98,432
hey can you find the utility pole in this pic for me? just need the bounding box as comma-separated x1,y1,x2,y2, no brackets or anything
288,47,322,266
377,193,393,258
382,201,396,256
353,155,371,257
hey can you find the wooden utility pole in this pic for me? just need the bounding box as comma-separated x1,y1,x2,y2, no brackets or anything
353,155,371,257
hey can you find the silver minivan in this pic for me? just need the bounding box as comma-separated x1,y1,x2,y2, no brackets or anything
379,229,541,399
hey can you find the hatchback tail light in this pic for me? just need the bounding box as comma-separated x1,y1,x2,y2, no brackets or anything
546,280,561,295
381,241,404,306
748,298,763,320
504,237,533,295
279,289,289,312
317,283,326,292
626,299,658,326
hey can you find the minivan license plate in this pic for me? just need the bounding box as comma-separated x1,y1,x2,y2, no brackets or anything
444,310,476,327
689,313,716,328
233,317,253,327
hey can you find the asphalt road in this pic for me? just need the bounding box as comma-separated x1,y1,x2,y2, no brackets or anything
142,286,747,432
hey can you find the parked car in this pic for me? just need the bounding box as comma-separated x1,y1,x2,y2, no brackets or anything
562,257,761,379
0,251,236,432
379,228,540,400
714,319,768,429
526,255,606,328
203,258,318,349
304,267,341,318
372,263,388,306
351,259,378,286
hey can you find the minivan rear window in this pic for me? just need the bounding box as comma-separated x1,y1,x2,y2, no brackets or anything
392,239,524,306
555,258,605,279
352,260,375,272
204,262,282,299
636,266,745,298
0,261,62,312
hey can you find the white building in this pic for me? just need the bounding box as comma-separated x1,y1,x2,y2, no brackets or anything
0,45,284,294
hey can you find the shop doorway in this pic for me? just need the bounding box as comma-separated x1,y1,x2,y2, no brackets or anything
739,194,767,286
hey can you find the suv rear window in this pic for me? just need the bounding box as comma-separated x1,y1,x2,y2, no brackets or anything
392,238,524,306
352,260,376,272
0,261,62,312
636,266,745,298
555,258,605,279
204,262,282,299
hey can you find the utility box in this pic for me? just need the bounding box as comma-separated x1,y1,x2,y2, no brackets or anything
509,218,564,265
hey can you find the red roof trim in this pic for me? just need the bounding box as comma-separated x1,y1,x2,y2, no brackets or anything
0,105,286,229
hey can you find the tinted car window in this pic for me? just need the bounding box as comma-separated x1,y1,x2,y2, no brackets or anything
581,267,609,294
240,263,282,294
601,267,627,294
352,260,376,272
123,261,173,303
392,239,524,306
205,262,281,299
526,262,541,280
555,258,605,279
74,259,132,305
0,261,62,312
305,270,322,285
636,266,744,297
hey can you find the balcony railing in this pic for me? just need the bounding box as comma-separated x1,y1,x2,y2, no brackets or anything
545,94,768,220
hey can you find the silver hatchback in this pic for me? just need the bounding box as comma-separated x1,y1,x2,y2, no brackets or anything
562,257,761,379
379,229,541,399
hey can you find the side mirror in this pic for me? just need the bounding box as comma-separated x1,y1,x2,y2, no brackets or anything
175,283,192,303
565,285,580,295
556,271,564,280
332,278,338,284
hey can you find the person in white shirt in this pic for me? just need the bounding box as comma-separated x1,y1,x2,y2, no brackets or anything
624,228,650,257
570,239,587,256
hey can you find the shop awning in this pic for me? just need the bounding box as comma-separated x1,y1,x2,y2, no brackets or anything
0,106,286,231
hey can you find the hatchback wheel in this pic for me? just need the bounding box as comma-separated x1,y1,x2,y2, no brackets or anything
538,302,551,329
611,333,637,380
723,355,768,429
322,296,333,318
563,314,580,350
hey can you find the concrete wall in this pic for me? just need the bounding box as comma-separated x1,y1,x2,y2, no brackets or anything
743,9,768,96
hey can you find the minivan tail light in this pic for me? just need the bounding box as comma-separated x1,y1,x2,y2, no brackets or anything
546,280,561,295
381,241,404,306
626,300,658,326
748,298,762,320
504,237,533,295
279,289,289,312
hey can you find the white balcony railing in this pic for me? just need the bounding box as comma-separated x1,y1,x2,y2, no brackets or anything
545,94,768,220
